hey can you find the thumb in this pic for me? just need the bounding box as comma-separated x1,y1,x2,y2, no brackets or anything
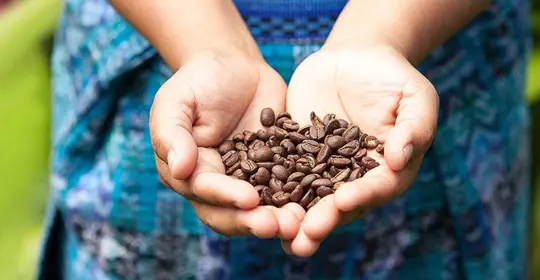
385,75,439,171
149,73,198,180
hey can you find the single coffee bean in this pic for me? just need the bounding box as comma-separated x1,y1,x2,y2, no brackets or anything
298,125,311,135
244,131,257,142
266,136,280,148
235,142,248,152
301,140,321,154
311,178,332,188
325,119,341,134
271,146,287,157
376,144,385,154
273,154,286,164
225,161,241,175
249,139,265,150
249,174,257,185
283,181,300,193
323,113,336,125
307,196,321,210
296,143,305,155
289,132,307,144
218,140,235,155
295,162,311,174
287,154,301,162
260,108,276,127
333,128,346,136
352,162,362,169
256,129,269,141
269,178,284,194
287,172,306,182
222,151,239,167
316,186,334,197
284,160,296,173
359,133,368,146
253,167,271,185
328,155,352,168
326,135,346,150
283,120,300,131
329,166,339,177
333,181,344,191
331,168,351,184
343,125,360,142
322,171,332,179
300,174,319,188
272,191,291,207
309,126,326,141
273,126,288,140
310,112,324,127
272,165,290,182
304,154,316,167
311,163,327,174
280,139,296,154
251,146,274,162
353,148,367,161
232,133,245,142
232,169,248,180
240,159,258,175
337,119,349,129
300,189,316,208
276,112,291,121
338,140,360,157
290,185,304,202
257,162,276,170
361,156,380,170
262,187,273,205
364,135,379,149
275,117,287,128
349,168,363,181
316,145,332,163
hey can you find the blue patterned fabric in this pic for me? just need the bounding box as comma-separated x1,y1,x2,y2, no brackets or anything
38,0,532,279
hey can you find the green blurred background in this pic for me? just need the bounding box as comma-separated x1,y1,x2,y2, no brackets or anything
0,0,539,279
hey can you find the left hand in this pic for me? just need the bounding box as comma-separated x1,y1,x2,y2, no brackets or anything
283,44,439,256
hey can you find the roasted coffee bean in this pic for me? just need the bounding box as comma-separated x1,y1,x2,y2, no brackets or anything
218,140,235,155
273,154,286,164
257,162,276,170
275,117,287,128
364,135,379,149
244,131,257,142
323,113,336,125
337,119,349,129
311,163,327,174
260,108,276,127
325,119,341,134
300,174,319,188
298,125,311,135
311,178,332,188
272,191,290,207
287,154,301,162
290,185,304,202
316,145,332,163
271,146,287,157
232,169,248,180
276,112,291,121
328,155,352,168
316,186,334,197
361,156,380,170
304,154,317,168
329,166,339,177
253,167,271,185
269,178,284,194
353,148,367,161
348,168,363,181
326,135,346,150
254,185,265,194
310,112,324,127
272,165,290,182
376,144,384,154
333,128,346,136
240,159,258,175
250,146,274,162
249,140,265,150
284,160,296,174
296,143,305,155
283,181,300,193
283,119,300,131
262,187,273,205
295,162,311,174
222,151,239,167
232,133,245,142
352,162,362,169
235,142,248,151
266,135,279,147
274,126,288,140
301,140,321,154
300,189,316,208
289,132,307,144
359,133,368,146
281,139,296,154
333,181,344,191
249,174,257,185
322,171,332,179
307,197,321,210
287,172,306,182
256,129,269,141
338,140,360,156
331,168,351,183
225,161,241,175
309,126,325,141
343,125,360,142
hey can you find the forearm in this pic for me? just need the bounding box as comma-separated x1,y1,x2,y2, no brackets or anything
109,0,261,71
325,0,492,64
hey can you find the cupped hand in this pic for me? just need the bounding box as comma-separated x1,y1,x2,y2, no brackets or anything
283,45,439,256
150,50,305,239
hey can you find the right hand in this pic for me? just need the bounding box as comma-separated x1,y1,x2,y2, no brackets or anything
150,49,305,239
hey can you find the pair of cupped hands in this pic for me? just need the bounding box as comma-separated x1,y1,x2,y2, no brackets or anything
150,43,439,257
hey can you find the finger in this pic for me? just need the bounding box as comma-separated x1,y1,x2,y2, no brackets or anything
385,75,438,171
269,207,301,240
289,228,321,257
301,195,340,240
281,202,307,221
192,201,279,238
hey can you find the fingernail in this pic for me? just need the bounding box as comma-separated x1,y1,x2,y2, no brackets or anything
167,150,177,170
402,144,413,165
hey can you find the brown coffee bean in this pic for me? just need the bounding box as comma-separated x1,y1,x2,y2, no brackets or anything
343,125,360,142
333,181,344,191
329,166,339,177
287,172,306,182
273,154,286,165
284,160,296,173
352,162,362,170
311,178,332,188
361,156,380,170
240,159,258,175
276,112,291,120
348,168,363,181
295,162,311,174
287,154,301,162
249,139,265,150
235,142,248,151
283,181,300,193
280,139,296,154
376,144,385,154
253,167,271,185
250,146,274,162
296,143,305,155
310,112,324,127
338,140,360,157
232,133,245,142
333,128,346,136
353,148,367,161
316,186,334,197
222,151,239,167
322,171,332,179
326,135,346,150
244,131,257,142
323,113,336,125
325,119,341,134
300,174,319,188
290,185,304,202
359,133,368,146
337,119,349,128
304,154,317,168
298,125,311,135
283,119,300,131
267,135,280,148
249,174,257,185
275,117,287,128
307,197,321,210
232,169,248,180
225,161,241,175
301,140,321,154
262,187,273,205
316,145,332,163
254,185,265,194
300,189,316,208
331,168,351,183
260,108,276,127
311,163,327,174
256,129,269,141
218,140,235,155
328,155,352,168
257,162,276,170
272,191,290,207
272,165,289,182
274,126,288,140
289,132,307,144
364,135,379,149
309,126,325,141
271,146,287,157
269,178,284,194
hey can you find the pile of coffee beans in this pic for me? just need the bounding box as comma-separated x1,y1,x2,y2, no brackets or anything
218,108,382,210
